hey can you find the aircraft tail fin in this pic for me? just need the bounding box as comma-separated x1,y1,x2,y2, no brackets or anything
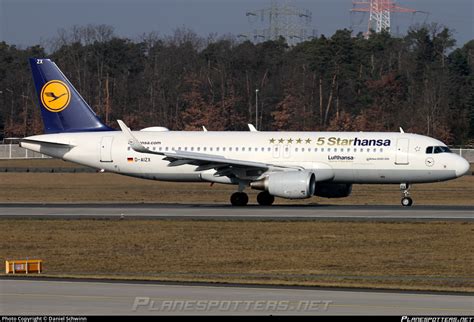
29,58,113,133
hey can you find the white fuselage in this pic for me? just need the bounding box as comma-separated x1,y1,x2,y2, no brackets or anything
21,130,469,185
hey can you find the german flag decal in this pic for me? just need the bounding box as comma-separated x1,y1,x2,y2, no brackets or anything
127,157,134,162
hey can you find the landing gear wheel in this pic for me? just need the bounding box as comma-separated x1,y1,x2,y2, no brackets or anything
399,183,413,207
401,197,413,207
230,192,249,206
257,191,275,206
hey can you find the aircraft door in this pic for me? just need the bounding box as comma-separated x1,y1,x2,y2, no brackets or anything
100,136,114,162
395,138,409,165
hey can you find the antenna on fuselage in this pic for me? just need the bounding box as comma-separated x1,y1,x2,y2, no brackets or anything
248,124,258,132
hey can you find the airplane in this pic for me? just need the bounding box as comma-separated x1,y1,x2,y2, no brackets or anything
20,58,470,207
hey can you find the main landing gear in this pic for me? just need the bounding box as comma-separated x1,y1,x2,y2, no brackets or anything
230,192,249,206
257,191,275,206
400,183,413,207
229,190,275,206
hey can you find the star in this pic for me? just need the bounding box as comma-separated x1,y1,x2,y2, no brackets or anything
296,138,302,144
287,138,293,144
269,138,276,144
305,138,312,144
415,146,421,152
278,138,284,144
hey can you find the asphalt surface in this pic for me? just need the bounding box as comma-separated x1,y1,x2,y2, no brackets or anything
1,279,472,315
0,204,473,221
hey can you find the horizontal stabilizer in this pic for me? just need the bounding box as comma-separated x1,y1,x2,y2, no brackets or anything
20,138,74,148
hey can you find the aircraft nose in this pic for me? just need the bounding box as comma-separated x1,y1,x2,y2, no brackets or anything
455,156,470,177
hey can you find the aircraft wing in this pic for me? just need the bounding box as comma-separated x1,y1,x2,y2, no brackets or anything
117,120,300,177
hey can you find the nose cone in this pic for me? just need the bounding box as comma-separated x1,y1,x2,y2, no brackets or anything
455,156,470,177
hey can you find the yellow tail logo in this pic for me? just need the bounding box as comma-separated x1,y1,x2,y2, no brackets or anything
40,80,71,112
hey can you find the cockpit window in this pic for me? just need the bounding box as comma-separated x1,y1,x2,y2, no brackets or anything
426,146,451,154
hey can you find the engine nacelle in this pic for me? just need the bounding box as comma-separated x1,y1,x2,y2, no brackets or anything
251,171,316,199
314,183,352,198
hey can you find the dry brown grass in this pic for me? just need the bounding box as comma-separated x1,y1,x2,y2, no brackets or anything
0,219,474,291
0,219,473,292
0,171,473,205
1,160,472,291
1,159,472,205
0,159,88,168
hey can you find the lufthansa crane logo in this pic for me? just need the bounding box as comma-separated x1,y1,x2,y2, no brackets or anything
40,80,71,112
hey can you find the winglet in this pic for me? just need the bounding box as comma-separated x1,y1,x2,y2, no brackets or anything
248,124,258,132
202,126,208,132
117,120,148,153
399,127,405,133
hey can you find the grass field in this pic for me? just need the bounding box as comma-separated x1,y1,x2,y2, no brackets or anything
0,161,472,205
1,219,473,292
0,159,474,205
1,159,472,292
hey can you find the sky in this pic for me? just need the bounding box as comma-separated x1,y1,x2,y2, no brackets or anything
1,0,473,49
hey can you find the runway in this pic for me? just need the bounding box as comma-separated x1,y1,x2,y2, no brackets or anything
0,204,473,221
1,279,472,315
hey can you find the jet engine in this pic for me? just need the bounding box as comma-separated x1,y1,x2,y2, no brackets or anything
250,171,316,199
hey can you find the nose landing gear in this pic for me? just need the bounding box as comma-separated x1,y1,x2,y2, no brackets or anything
400,183,413,207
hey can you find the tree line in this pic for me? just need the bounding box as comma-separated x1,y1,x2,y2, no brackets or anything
0,24,473,145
